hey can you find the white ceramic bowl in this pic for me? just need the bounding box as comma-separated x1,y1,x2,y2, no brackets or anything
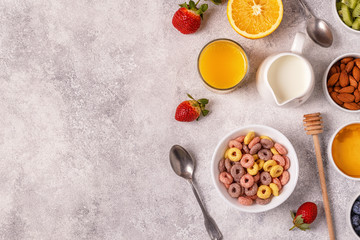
347,193,360,239
332,0,360,34
327,121,360,181
322,53,360,113
211,125,299,213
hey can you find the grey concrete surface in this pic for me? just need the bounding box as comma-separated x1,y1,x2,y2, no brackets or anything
0,0,359,239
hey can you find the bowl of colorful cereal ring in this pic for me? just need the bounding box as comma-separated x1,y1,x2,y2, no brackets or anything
211,125,299,213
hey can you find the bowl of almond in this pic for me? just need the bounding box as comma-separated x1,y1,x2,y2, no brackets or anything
324,53,360,112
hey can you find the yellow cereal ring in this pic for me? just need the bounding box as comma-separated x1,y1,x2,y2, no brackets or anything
252,154,259,160
263,160,277,172
247,162,259,175
270,165,284,178
228,148,242,162
260,135,273,141
256,159,265,170
257,185,272,199
224,148,230,158
269,183,279,196
244,131,255,145
271,147,279,155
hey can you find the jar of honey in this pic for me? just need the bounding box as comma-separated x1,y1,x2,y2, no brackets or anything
328,122,360,180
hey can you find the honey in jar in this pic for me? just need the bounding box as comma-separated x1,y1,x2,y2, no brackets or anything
331,123,360,178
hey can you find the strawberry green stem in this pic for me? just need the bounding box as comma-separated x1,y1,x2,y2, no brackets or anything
195,0,200,6
289,225,296,231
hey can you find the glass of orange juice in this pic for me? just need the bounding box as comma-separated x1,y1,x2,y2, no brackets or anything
198,39,249,93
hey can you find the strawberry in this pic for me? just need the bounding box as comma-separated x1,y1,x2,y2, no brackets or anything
290,202,318,231
172,1,208,34
175,94,209,122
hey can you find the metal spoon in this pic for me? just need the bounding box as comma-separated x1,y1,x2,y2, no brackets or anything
169,145,223,240
297,0,333,48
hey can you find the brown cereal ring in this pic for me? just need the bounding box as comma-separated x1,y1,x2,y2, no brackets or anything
242,144,250,154
256,197,272,205
258,149,273,160
235,136,245,143
253,172,260,182
279,171,290,185
260,171,272,185
228,183,242,198
230,164,245,182
240,154,255,168
272,154,285,167
238,196,253,206
283,155,290,170
245,183,258,196
240,174,254,188
249,143,262,155
260,138,274,149
228,140,242,149
218,158,226,172
219,172,233,185
272,177,282,191
249,194,258,200
274,143,288,155
225,158,232,172
248,137,260,149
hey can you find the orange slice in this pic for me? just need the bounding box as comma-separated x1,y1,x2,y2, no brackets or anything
227,0,283,39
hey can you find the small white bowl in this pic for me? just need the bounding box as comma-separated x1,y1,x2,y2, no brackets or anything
327,121,360,181
347,193,360,239
211,125,299,213
322,53,360,113
332,0,360,34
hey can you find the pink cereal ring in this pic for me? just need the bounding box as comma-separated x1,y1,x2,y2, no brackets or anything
272,154,285,167
253,172,260,182
249,194,258,200
283,155,291,170
274,143,288,155
240,174,254,188
228,140,242,149
248,137,261,149
224,183,230,189
272,177,282,190
256,197,271,205
235,136,245,143
240,154,255,168
219,172,233,185
238,196,253,206
279,171,290,185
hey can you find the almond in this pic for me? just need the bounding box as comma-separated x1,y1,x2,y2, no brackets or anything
334,86,341,92
335,65,341,73
329,65,338,76
354,89,360,103
353,66,360,81
328,87,333,93
337,93,355,102
330,92,344,105
339,86,355,93
341,57,354,64
344,102,360,110
345,61,355,73
340,63,345,71
327,73,340,86
350,76,358,88
355,58,360,69
339,70,349,87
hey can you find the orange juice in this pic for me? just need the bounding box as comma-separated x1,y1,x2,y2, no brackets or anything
198,39,248,90
332,123,360,177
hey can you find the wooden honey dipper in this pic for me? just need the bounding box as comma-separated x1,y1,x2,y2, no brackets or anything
303,113,335,240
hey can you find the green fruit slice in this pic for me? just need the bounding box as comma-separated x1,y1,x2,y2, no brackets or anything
342,4,354,26
352,3,360,17
337,1,343,10
352,17,360,29
342,0,358,9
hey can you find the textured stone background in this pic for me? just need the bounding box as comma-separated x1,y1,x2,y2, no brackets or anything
0,0,359,239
